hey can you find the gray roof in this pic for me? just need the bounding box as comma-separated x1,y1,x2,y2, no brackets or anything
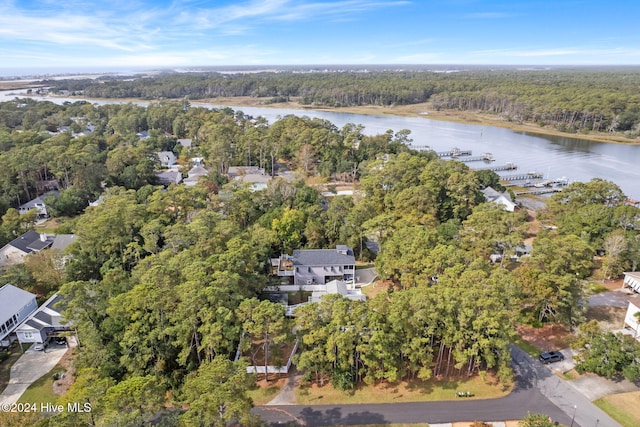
26,238,53,252
19,190,59,210
52,234,77,251
156,171,182,183
34,311,54,326
187,165,209,177
17,293,67,332
0,284,36,323
292,246,355,266
46,294,67,312
177,138,192,147
6,230,47,253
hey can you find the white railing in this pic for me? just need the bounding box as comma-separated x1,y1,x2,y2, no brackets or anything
246,339,299,374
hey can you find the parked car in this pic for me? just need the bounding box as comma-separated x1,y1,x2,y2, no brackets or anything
33,343,46,351
538,351,564,364
54,337,66,345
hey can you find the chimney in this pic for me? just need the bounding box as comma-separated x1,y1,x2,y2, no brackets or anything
40,233,47,242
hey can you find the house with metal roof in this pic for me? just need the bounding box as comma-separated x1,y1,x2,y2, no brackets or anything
0,284,37,347
271,245,356,286
15,293,70,346
0,231,54,267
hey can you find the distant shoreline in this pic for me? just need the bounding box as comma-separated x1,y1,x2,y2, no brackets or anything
4,85,639,145
189,96,640,146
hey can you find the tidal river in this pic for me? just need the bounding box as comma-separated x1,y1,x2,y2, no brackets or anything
3,90,640,200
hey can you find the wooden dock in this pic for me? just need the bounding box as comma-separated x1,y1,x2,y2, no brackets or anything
500,172,543,181
456,153,494,163
515,188,563,196
436,148,472,157
475,163,517,172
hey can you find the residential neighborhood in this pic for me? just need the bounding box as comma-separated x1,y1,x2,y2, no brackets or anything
0,92,639,427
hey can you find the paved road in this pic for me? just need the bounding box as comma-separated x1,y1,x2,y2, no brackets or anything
252,346,621,426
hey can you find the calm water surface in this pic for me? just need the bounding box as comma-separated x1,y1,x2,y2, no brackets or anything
3,90,639,200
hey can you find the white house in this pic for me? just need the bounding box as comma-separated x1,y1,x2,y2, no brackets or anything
623,294,640,338
184,165,209,187
156,151,177,167
0,231,54,268
310,280,365,303
18,190,59,218
228,166,271,191
0,284,37,347
623,271,640,293
15,293,69,346
271,245,356,287
482,187,518,212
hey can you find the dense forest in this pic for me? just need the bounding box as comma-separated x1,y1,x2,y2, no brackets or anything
1,98,640,426
43,69,640,137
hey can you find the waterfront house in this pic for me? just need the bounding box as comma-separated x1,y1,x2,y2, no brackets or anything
482,186,518,212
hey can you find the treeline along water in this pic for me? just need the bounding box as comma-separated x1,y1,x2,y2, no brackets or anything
3,90,640,200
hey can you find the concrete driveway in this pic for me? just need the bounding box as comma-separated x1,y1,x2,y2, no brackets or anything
0,344,68,405
355,268,377,286
569,374,639,401
541,346,639,401
589,290,631,308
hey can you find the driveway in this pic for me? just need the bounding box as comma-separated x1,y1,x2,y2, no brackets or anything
0,344,68,405
539,347,639,401
355,268,377,286
589,290,631,308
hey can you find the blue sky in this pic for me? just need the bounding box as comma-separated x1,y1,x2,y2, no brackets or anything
2,0,640,74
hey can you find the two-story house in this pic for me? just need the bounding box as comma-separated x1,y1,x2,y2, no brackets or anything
0,284,37,347
0,231,54,268
15,293,70,346
271,245,356,287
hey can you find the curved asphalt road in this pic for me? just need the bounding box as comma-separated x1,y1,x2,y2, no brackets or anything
252,346,621,427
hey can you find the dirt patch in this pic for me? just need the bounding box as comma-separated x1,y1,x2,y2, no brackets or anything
602,278,625,291
52,348,75,396
361,279,393,299
516,324,572,351
585,306,626,330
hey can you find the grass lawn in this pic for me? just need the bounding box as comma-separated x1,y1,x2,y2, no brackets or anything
585,282,609,295
512,336,542,358
18,365,66,404
355,263,375,269
594,391,640,427
296,375,512,405
0,343,30,394
247,379,284,405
